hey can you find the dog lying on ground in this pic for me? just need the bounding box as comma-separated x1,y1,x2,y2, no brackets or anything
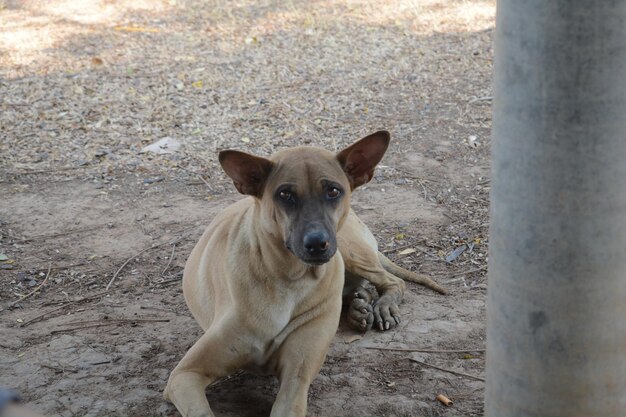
164,131,447,417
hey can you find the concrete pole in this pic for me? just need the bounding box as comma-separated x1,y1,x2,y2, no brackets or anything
486,1,626,416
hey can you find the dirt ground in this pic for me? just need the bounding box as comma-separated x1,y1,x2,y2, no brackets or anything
0,1,493,416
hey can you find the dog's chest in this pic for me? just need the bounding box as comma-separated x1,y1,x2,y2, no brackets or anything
247,272,325,364
265,295,297,333
266,275,318,333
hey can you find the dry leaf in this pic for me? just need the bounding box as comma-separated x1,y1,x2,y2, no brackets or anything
141,137,181,154
114,26,160,33
398,248,417,256
344,334,362,344
446,245,467,263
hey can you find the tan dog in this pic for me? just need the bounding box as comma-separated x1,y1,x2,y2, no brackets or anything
164,131,446,417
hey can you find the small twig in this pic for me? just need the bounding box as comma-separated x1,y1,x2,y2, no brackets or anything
91,358,119,366
47,262,87,271
8,264,51,308
162,243,176,275
156,276,183,286
381,243,414,254
106,246,158,290
140,305,170,312
40,364,79,374
19,304,67,327
64,318,169,326
449,388,483,399
41,289,110,307
409,358,485,382
14,225,110,244
169,231,193,246
468,96,493,104
106,230,193,290
51,322,119,334
448,264,488,278
23,290,110,326
51,318,169,335
91,361,112,366
176,166,208,177
8,166,89,176
365,346,485,354
197,174,214,192
24,262,86,273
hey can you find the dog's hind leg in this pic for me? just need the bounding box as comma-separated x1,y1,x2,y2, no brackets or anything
164,321,249,417
377,252,448,295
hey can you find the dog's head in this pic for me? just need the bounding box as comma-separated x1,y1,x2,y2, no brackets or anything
219,131,389,265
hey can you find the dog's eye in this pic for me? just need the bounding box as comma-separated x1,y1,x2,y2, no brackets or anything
326,187,342,199
278,190,294,202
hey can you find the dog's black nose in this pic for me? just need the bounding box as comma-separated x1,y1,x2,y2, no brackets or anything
303,230,330,255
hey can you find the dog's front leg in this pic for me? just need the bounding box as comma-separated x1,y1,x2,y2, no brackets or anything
269,306,341,417
343,273,375,332
341,247,406,331
270,375,312,417
164,321,249,417
349,268,405,331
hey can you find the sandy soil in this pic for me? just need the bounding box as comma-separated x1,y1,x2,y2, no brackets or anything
0,1,493,416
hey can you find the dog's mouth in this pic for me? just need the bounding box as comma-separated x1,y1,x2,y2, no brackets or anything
302,256,333,266
285,243,335,266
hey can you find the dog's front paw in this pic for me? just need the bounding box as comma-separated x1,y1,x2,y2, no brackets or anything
347,290,374,332
372,295,401,331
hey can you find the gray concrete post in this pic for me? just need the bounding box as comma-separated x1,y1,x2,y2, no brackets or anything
486,1,626,416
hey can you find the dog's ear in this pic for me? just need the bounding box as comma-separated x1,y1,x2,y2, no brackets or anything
218,150,274,197
336,131,390,189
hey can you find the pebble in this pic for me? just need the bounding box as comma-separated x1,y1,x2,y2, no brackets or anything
143,177,165,184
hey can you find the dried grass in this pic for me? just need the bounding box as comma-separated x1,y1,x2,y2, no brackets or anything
1,0,493,176
1,0,493,281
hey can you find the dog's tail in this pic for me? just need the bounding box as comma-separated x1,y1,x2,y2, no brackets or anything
377,252,448,295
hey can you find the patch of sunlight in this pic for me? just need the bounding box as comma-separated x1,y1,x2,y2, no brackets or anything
340,0,496,34
0,0,171,72
36,0,168,25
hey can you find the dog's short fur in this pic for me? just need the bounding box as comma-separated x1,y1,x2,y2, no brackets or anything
164,132,446,417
